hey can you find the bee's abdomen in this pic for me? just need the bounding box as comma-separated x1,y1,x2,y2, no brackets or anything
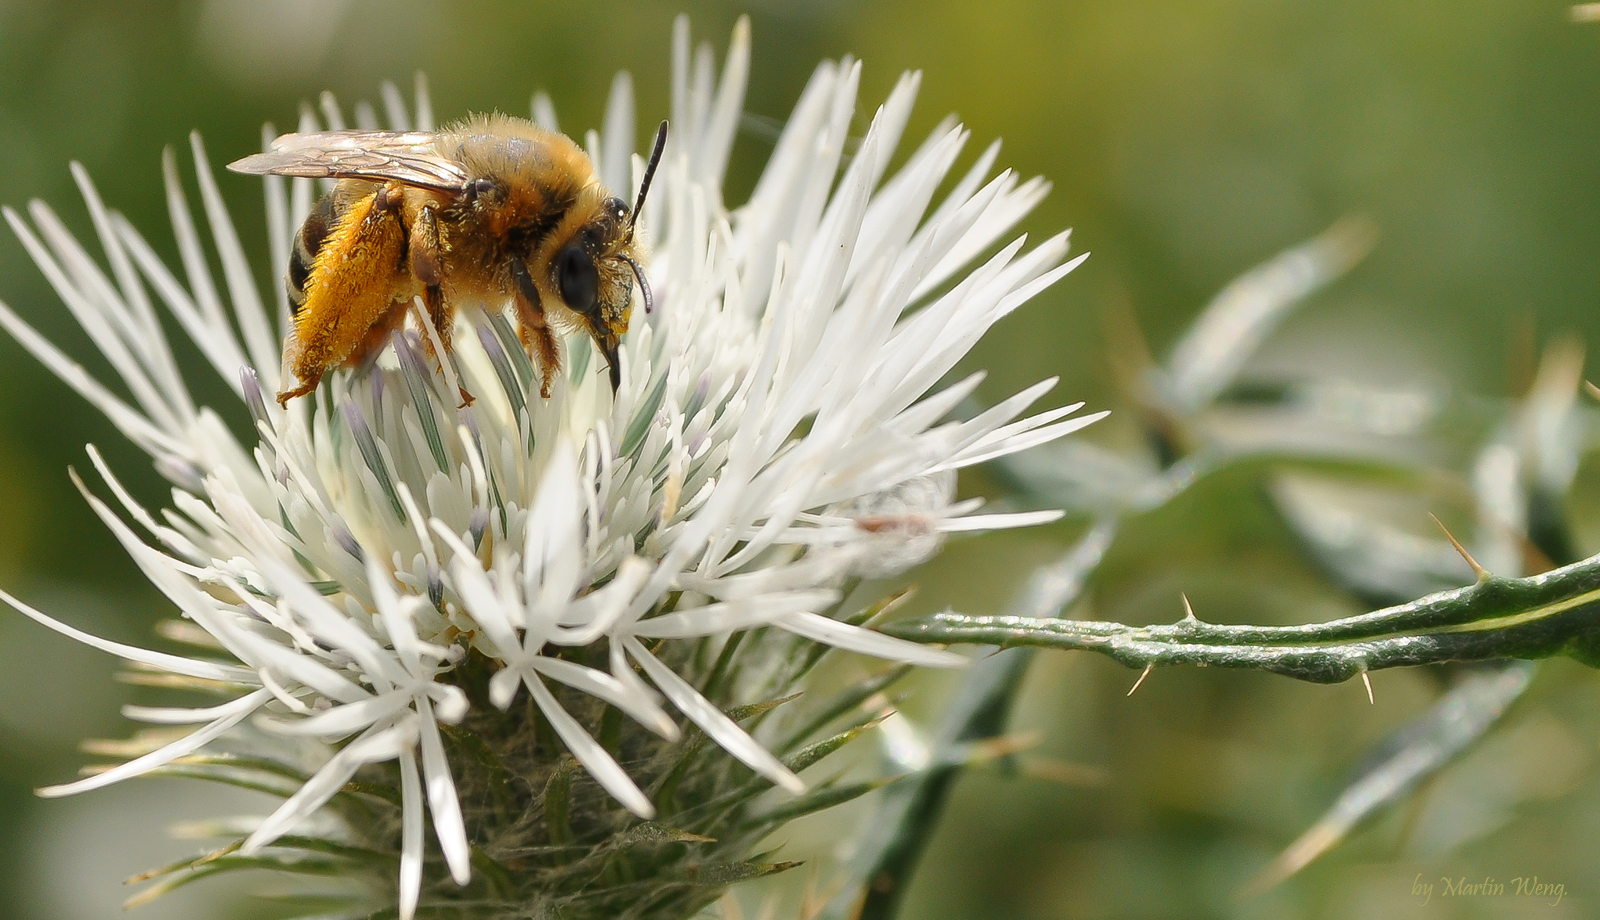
287,194,340,318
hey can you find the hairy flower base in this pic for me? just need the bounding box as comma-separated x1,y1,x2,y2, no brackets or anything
104,623,902,917
0,17,1101,920
329,643,878,918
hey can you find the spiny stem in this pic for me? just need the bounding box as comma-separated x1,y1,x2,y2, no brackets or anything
881,552,1600,682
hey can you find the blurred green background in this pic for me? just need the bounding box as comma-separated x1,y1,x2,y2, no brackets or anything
2,1,1600,917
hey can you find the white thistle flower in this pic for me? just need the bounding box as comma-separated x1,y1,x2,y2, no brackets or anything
0,17,1101,918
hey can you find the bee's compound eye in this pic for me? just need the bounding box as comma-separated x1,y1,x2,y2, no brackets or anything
556,244,599,314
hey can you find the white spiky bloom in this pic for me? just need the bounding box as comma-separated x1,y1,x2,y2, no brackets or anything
0,18,1101,917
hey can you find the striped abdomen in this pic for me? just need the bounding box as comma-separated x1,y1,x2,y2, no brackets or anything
286,193,341,318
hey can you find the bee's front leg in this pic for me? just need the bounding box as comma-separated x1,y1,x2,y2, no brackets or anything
408,205,473,407
510,258,560,399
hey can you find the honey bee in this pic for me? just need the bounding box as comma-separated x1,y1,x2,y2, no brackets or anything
227,115,668,407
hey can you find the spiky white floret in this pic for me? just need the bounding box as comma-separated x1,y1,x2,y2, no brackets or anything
0,17,1100,917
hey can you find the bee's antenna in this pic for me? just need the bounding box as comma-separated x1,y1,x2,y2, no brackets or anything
621,253,653,314
627,120,669,243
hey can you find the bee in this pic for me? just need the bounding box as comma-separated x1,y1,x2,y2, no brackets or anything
227,115,668,407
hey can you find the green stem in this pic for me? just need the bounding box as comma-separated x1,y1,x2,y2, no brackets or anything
881,554,1600,681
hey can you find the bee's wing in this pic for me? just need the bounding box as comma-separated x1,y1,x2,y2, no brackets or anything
227,131,470,193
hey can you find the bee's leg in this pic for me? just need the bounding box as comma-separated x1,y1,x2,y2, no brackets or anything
275,371,323,408
408,205,451,355
425,282,476,408
353,300,411,373
510,258,560,399
277,182,409,406
408,205,473,406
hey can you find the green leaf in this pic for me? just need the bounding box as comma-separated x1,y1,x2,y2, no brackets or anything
609,821,716,848
125,854,348,909
1163,216,1375,415
675,859,803,885
776,665,910,754
783,717,884,775
1242,661,1536,897
144,764,300,799
741,778,895,830
725,692,801,724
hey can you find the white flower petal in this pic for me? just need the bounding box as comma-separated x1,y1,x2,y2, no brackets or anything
188,132,277,379
524,439,584,617
489,666,522,710
527,674,655,818
937,510,1066,532
625,636,804,794
416,696,472,885
628,589,839,639
244,717,417,853
528,655,678,741
123,697,264,724
398,751,424,920
217,619,372,705
368,555,424,672
775,611,967,668
549,555,651,643
0,297,180,457
38,688,271,797
265,691,412,739
0,587,253,684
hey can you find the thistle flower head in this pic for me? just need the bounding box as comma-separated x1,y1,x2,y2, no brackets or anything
1,18,1101,919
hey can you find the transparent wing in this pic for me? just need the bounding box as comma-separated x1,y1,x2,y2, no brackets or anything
227,131,471,193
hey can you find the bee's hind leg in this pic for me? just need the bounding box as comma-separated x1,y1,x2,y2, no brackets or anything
280,182,409,405
276,373,322,409
356,300,411,372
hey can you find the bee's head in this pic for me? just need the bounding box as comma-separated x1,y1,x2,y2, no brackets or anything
554,197,649,392
552,121,667,392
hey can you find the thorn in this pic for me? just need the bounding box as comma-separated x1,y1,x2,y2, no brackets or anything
1127,663,1154,697
1360,671,1374,705
1429,512,1489,581
1585,379,1600,401
1181,593,1200,623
